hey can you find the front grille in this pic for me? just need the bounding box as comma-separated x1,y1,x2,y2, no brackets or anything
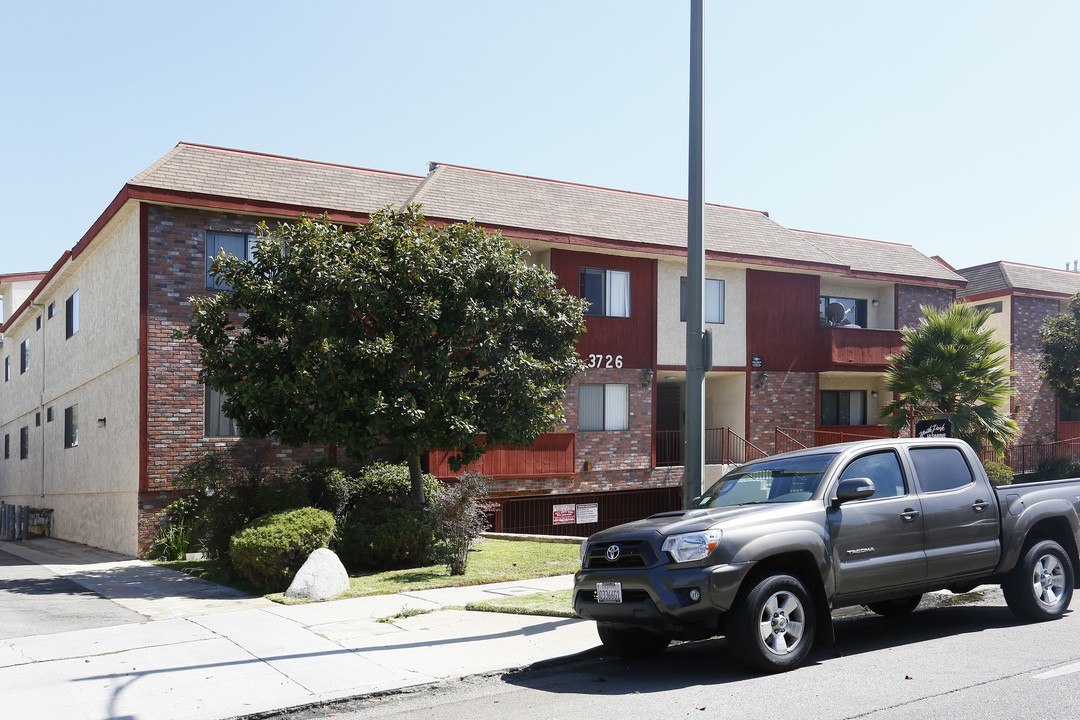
584,539,657,569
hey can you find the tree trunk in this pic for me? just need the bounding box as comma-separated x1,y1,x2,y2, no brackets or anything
408,453,426,506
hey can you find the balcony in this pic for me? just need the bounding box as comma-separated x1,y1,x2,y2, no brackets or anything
426,432,575,480
816,326,903,370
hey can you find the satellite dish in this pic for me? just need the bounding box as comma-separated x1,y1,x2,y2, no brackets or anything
826,302,847,324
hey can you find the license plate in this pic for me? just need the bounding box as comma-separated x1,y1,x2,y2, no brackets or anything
597,582,623,604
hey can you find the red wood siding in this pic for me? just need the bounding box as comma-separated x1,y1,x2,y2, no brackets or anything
746,270,819,372
1060,421,1080,441
549,249,656,368
426,432,575,480
816,327,903,370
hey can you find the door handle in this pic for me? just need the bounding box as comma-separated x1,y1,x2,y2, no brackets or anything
972,500,990,513
900,509,921,522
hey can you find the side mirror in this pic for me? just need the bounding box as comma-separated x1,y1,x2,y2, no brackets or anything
834,477,876,506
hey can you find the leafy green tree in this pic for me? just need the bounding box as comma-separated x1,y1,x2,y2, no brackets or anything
880,303,1018,455
1038,292,1080,412
182,206,587,504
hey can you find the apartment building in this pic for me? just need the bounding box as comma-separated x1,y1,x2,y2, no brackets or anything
0,143,966,555
956,261,1080,443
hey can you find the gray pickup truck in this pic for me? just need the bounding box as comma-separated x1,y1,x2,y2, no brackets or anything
574,438,1080,672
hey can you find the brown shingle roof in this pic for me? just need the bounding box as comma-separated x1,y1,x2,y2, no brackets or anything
130,143,422,214
957,261,1080,298
792,230,966,285
410,163,848,271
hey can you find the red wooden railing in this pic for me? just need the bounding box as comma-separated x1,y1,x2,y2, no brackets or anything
816,326,903,369
426,432,575,480
656,427,768,467
775,425,897,454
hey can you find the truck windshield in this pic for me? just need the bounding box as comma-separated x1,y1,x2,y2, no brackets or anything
695,453,839,508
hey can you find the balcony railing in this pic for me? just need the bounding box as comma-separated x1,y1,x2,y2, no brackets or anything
817,326,903,369
775,425,896,454
426,432,575,480
656,427,768,467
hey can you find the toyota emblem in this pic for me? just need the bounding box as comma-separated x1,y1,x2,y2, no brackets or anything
605,544,621,562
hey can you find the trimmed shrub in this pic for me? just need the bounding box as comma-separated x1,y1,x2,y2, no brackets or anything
229,507,335,592
289,460,361,523
336,462,442,571
983,460,1014,487
428,472,497,575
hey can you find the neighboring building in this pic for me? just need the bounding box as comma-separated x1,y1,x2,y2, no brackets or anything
0,143,966,555
956,261,1080,443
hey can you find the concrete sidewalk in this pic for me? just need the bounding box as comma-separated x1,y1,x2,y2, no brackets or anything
0,538,599,720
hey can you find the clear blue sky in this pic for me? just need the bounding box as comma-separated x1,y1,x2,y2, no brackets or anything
2,0,1077,275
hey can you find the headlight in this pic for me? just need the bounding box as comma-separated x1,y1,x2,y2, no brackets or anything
662,529,722,563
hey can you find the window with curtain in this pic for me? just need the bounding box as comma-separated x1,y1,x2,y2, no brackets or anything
680,277,725,323
579,383,630,431
820,390,867,426
580,267,630,317
205,386,239,437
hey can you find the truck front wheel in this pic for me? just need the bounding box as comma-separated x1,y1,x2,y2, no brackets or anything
727,574,816,673
596,623,671,658
1003,539,1074,622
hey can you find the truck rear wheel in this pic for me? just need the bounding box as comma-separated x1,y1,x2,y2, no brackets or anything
865,594,922,616
1003,540,1074,622
726,574,816,673
596,623,671,658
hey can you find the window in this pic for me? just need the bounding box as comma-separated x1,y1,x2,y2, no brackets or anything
66,290,79,338
580,267,630,318
20,426,29,460
47,301,55,318
3,434,8,460
820,296,867,327
206,231,256,290
205,386,239,437
35,412,41,427
1061,403,1080,422
46,407,54,423
579,383,629,431
36,315,42,330
20,339,29,374
680,277,725,323
4,357,8,381
909,447,974,493
820,390,867,426
64,405,78,449
839,451,906,499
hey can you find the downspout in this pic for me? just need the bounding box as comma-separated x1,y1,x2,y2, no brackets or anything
30,301,45,499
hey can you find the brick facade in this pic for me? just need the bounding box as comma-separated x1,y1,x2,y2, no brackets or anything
1011,296,1060,443
137,206,327,554
747,371,817,453
896,284,955,329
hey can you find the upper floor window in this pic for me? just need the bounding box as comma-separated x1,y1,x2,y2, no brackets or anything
820,390,866,426
66,290,79,339
973,301,1003,315
680,277,725,323
1062,403,1080,422
47,301,56,318
820,296,867,328
19,426,29,460
206,231,257,290
20,339,29,374
4,357,8,381
579,383,629,431
580,267,630,318
3,434,8,460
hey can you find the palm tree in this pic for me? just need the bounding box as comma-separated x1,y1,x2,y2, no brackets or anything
880,303,1018,456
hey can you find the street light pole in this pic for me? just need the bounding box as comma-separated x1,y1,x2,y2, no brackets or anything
684,0,706,508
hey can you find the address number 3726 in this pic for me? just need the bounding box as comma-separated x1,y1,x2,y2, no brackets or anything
586,354,624,369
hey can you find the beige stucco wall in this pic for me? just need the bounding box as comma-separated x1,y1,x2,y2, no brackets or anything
0,201,141,555
706,372,746,436
1,279,41,325
657,260,746,367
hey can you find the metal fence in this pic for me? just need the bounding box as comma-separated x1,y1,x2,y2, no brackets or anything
0,502,52,541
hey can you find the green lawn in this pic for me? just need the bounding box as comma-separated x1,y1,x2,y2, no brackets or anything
156,537,581,612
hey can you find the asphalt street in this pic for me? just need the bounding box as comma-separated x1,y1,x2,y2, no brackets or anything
0,546,146,640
